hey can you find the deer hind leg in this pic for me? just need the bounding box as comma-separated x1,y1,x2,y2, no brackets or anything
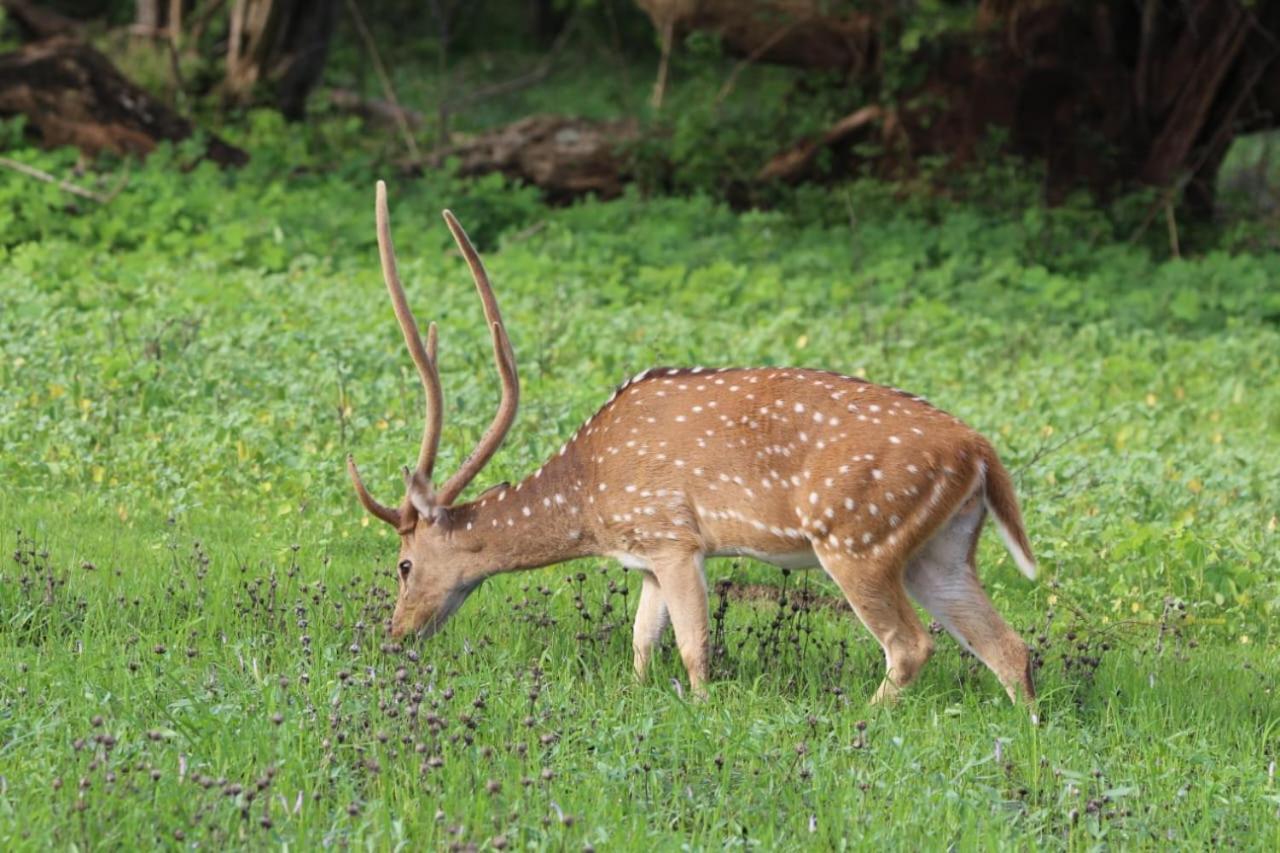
904,493,1035,704
647,550,710,698
632,571,669,680
815,545,933,704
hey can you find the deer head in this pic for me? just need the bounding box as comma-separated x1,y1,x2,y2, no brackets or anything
347,181,519,638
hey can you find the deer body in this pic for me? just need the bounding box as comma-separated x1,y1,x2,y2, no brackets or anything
349,182,1037,706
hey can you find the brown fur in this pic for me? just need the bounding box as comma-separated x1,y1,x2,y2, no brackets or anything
349,185,1038,708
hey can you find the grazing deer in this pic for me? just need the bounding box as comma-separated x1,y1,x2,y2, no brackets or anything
348,181,1037,705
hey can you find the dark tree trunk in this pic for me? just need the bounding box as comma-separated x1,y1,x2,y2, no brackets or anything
528,0,569,47
987,0,1280,212
224,0,337,119
641,0,1280,213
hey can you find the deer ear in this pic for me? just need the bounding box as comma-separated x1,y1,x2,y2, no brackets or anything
408,489,435,520
404,467,441,521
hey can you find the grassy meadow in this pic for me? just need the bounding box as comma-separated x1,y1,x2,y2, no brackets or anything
2,113,1279,848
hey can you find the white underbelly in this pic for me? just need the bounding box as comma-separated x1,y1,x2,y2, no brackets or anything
708,547,820,570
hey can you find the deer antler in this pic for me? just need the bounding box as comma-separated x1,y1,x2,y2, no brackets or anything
348,186,518,525
435,210,520,506
376,181,444,485
346,181,445,527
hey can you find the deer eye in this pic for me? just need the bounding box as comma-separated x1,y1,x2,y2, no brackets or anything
398,559,412,579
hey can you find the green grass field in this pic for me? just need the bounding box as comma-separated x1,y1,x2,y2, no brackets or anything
1,141,1278,848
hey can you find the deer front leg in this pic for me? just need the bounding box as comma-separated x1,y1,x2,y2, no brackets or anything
649,550,709,698
632,571,669,680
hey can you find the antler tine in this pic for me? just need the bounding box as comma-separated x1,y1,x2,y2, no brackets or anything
376,180,443,482
436,210,520,506
346,455,401,527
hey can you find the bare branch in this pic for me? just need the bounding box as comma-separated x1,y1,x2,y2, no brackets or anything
716,21,799,105
650,18,675,111
757,105,884,183
1015,408,1123,481
443,13,577,113
0,156,110,203
343,0,421,162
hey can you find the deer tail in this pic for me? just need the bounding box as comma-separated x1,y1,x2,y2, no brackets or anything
982,447,1037,581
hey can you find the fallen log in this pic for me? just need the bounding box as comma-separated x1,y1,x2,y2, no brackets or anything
0,36,247,166
0,0,82,40
435,115,639,202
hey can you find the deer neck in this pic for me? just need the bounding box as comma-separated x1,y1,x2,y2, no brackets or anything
447,453,600,578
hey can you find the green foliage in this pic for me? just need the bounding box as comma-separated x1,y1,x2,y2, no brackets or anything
881,0,977,95
626,42,855,202
0,115,542,256
1,115,1278,847
1215,130,1280,254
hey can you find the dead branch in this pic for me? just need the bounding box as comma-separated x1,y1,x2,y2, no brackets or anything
186,0,227,48
757,105,883,183
650,17,675,111
445,11,578,113
716,21,799,105
0,155,109,203
1015,408,1122,481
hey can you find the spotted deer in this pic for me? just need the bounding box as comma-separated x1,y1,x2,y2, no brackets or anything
348,181,1038,705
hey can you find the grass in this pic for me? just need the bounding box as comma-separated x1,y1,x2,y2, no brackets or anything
1,137,1278,847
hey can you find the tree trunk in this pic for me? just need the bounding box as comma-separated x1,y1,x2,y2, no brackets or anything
224,0,337,119
134,0,162,31
638,0,1280,213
